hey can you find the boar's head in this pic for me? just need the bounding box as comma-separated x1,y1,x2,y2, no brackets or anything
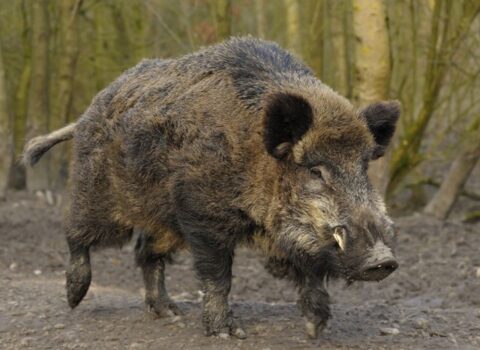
262,90,400,283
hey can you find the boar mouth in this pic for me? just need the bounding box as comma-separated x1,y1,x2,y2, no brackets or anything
342,260,398,284
336,240,399,283
352,241,399,282
355,259,399,281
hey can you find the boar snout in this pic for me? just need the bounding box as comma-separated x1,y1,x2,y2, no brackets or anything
358,241,398,281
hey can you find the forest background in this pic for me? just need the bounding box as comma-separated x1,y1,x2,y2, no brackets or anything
0,0,479,221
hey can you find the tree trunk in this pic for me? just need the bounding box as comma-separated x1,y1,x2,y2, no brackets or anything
111,2,131,69
321,0,332,85
424,124,480,219
303,0,323,76
331,0,348,96
94,1,114,91
131,1,151,61
25,0,50,191
53,0,82,123
213,0,232,40
0,43,12,200
284,0,301,55
343,0,354,100
50,0,82,190
255,0,267,39
352,0,391,196
9,0,31,190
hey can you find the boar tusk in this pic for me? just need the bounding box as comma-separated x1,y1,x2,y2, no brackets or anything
333,232,345,251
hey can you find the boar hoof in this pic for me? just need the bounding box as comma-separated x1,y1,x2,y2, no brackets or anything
146,299,183,317
216,327,246,340
305,318,327,339
204,317,247,339
232,327,247,339
66,263,91,308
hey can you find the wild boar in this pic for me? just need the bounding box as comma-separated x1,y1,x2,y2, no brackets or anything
23,37,399,339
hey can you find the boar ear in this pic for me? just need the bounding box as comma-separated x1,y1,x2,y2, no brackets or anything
264,93,313,159
360,100,400,159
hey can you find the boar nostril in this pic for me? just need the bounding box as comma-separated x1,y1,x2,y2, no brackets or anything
360,259,398,281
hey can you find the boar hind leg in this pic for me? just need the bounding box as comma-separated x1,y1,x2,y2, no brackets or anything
189,236,246,339
66,237,91,309
135,232,182,317
265,258,330,339
65,218,133,309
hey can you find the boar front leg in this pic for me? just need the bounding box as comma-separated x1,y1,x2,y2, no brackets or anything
298,275,330,339
189,236,246,339
265,258,330,338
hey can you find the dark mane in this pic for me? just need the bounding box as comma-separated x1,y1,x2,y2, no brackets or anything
175,37,315,109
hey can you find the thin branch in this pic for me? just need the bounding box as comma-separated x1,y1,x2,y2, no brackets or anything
144,1,189,53
410,178,480,201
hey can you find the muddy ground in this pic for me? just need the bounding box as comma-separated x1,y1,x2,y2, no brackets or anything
1,192,479,350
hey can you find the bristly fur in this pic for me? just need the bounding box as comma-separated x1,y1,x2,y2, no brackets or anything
25,37,399,339
22,123,76,166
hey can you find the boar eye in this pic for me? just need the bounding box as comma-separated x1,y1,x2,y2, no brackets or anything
310,166,327,183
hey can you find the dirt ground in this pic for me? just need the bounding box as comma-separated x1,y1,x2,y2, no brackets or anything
1,192,480,350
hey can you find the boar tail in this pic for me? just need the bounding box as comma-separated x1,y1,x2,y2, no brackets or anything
22,123,76,166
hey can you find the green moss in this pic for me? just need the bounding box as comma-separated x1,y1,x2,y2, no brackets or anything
464,211,480,223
